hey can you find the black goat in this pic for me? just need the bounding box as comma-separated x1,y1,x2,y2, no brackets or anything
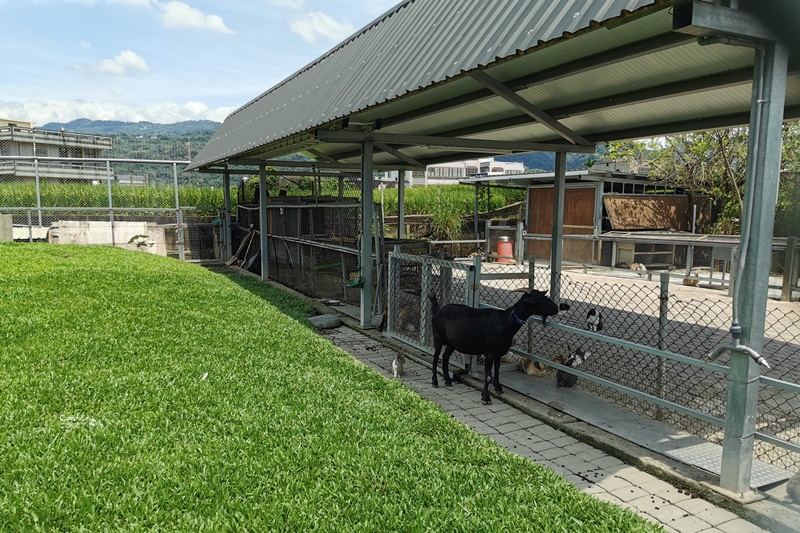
428,289,560,405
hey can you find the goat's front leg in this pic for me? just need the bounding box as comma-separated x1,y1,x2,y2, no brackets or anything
493,355,504,394
442,346,455,386
481,355,492,405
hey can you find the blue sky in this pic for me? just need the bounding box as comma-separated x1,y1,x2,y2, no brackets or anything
0,0,399,126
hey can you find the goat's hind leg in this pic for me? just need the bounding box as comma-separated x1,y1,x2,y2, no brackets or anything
431,343,442,387
481,355,492,405
492,355,504,394
441,346,455,386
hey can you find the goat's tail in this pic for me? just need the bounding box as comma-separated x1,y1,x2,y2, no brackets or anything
428,291,440,315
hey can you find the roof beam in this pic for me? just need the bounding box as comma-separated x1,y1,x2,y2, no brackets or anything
224,157,416,171
374,142,424,167
315,129,596,153
470,70,591,146
378,32,694,128
304,148,341,164
584,104,800,143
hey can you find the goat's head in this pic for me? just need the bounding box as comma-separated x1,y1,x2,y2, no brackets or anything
517,289,560,323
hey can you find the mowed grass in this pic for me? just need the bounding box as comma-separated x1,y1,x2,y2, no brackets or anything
0,243,662,532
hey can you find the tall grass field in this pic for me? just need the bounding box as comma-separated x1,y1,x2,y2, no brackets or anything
0,243,661,532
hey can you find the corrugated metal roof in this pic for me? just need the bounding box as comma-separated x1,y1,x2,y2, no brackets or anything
189,0,799,171
190,0,662,169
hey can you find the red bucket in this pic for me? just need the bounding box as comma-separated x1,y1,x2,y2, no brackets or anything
497,236,514,263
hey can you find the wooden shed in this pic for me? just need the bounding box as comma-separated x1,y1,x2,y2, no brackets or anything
462,170,708,268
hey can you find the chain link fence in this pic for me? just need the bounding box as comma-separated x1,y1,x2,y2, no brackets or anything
387,255,800,473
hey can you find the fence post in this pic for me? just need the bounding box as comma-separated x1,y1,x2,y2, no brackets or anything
173,163,185,261
34,157,43,228
420,259,432,348
27,210,33,242
782,236,798,302
222,170,233,260
656,272,670,421
527,256,537,355
387,252,397,337
106,160,115,247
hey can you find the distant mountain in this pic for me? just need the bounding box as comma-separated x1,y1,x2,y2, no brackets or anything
496,151,602,173
40,118,221,136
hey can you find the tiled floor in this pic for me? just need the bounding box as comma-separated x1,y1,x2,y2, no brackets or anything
321,325,780,533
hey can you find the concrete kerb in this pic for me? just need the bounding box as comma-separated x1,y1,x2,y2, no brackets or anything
224,266,796,533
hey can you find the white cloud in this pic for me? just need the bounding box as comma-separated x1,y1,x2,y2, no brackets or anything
157,1,233,33
290,11,354,43
92,50,151,75
107,0,154,6
267,0,305,8
0,99,236,126
79,40,91,48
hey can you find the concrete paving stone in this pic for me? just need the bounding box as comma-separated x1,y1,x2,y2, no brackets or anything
493,422,524,434
562,441,596,455
668,515,715,533
589,454,626,470
560,460,598,475
562,473,594,490
611,465,661,486
674,497,715,515
550,435,579,448
715,518,769,533
638,478,680,496
646,503,693,526
575,447,610,462
594,474,634,492
686,506,740,527
538,446,573,461
490,435,519,448
611,484,652,503
463,405,493,417
652,487,693,505
504,428,542,443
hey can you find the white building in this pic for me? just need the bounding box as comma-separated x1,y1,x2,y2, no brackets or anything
379,157,525,188
0,119,113,183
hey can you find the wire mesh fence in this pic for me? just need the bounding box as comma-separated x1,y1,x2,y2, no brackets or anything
387,256,800,473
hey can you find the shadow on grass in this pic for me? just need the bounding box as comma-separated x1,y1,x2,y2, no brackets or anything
203,265,317,330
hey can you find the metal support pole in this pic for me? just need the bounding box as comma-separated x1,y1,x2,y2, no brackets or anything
33,158,43,229
258,164,269,281
550,152,567,300
222,171,233,260
720,40,788,494
106,160,115,246
360,142,375,328
656,273,670,421
398,170,406,240
473,184,480,243
173,163,185,260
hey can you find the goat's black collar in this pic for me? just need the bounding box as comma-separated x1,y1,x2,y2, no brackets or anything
510,309,526,325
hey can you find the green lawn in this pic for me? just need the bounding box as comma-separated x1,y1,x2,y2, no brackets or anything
0,243,661,532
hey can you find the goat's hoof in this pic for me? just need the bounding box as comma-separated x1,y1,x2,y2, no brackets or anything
445,381,452,387
495,387,504,394
481,398,492,405
432,383,438,388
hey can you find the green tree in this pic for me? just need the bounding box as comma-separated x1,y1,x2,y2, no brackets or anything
607,125,800,236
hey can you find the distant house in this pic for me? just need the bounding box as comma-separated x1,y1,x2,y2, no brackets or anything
0,118,113,183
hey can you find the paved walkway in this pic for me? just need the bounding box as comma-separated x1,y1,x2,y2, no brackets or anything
319,324,791,533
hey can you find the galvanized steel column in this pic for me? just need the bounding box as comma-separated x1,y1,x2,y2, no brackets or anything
360,142,374,328
720,40,788,494
550,151,566,300
222,170,233,260
259,164,269,281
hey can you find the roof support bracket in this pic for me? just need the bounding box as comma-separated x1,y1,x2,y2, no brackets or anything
470,70,593,147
